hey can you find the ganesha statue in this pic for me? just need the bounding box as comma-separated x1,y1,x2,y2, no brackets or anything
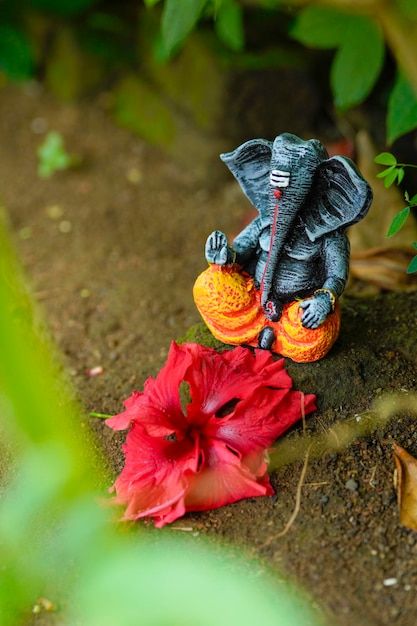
193,133,372,363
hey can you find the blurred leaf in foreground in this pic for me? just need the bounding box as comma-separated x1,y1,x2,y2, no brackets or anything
0,216,324,625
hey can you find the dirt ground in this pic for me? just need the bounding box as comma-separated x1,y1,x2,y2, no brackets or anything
2,83,417,626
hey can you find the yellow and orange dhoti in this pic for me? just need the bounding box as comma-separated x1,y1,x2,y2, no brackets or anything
193,264,341,363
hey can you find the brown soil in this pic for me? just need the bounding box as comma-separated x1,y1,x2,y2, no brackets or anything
2,84,417,626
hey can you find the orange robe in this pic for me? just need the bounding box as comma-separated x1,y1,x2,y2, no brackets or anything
193,264,340,363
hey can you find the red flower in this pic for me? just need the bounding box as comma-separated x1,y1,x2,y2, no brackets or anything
107,342,316,527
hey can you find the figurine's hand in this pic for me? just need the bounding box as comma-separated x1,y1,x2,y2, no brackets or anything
205,230,231,265
299,293,332,329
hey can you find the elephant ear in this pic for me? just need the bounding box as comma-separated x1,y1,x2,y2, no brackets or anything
302,156,373,242
220,139,272,215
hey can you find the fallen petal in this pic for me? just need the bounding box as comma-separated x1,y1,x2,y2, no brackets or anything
393,443,417,532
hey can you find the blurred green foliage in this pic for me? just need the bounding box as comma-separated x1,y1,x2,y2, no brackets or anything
291,7,385,110
0,213,325,624
0,1,416,146
375,151,417,272
37,131,77,178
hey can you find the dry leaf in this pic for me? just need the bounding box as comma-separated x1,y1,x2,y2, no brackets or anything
349,130,417,291
393,443,417,532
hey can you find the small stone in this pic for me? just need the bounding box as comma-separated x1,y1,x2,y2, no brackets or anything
19,226,32,240
126,167,143,184
80,288,90,298
58,220,72,233
345,479,358,492
31,117,48,134
86,366,103,378
383,577,398,587
46,204,64,220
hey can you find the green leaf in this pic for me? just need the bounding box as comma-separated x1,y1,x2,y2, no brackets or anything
161,0,207,55
406,254,417,274
291,6,346,49
387,206,410,237
412,241,417,250
37,131,73,178
374,152,397,166
384,167,399,188
331,17,384,109
215,0,244,52
144,0,161,5
377,165,395,179
397,167,405,184
409,194,417,206
0,25,34,80
292,9,384,109
387,73,417,144
113,75,176,147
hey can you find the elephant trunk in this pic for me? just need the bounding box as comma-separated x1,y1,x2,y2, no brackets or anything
260,134,326,307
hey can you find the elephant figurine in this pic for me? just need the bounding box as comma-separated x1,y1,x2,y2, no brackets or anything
193,133,372,362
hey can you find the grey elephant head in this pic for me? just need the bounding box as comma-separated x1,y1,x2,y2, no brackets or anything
220,132,372,305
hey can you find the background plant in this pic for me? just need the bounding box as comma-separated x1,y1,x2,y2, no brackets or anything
0,1,416,146
375,151,417,272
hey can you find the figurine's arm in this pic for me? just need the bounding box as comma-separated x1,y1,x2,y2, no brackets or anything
322,230,350,297
205,217,262,266
232,217,262,264
299,231,349,329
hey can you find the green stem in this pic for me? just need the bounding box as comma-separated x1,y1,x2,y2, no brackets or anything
89,411,112,419
397,163,417,169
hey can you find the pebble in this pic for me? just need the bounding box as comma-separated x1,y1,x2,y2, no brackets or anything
383,577,398,587
58,220,72,234
19,226,32,240
46,204,64,220
126,167,143,184
86,366,103,378
31,117,48,134
345,479,358,492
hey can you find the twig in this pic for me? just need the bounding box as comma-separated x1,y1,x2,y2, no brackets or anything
304,481,329,487
300,391,306,435
89,412,112,419
263,445,312,548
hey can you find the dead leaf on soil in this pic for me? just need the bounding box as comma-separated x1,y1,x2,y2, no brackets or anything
349,130,417,292
393,443,417,532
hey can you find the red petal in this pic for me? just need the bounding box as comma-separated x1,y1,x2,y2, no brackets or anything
183,344,291,423
107,342,192,435
106,391,144,430
207,387,316,456
184,439,273,512
112,423,199,527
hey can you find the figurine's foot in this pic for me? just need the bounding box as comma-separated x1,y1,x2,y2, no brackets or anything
264,300,282,322
258,326,275,350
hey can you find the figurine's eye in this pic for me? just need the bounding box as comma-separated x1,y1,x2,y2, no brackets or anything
270,170,290,187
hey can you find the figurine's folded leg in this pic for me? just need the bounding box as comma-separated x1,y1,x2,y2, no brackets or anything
193,264,265,345
194,266,341,362
269,300,341,363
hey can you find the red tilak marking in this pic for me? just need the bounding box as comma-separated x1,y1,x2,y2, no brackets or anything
274,189,282,199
